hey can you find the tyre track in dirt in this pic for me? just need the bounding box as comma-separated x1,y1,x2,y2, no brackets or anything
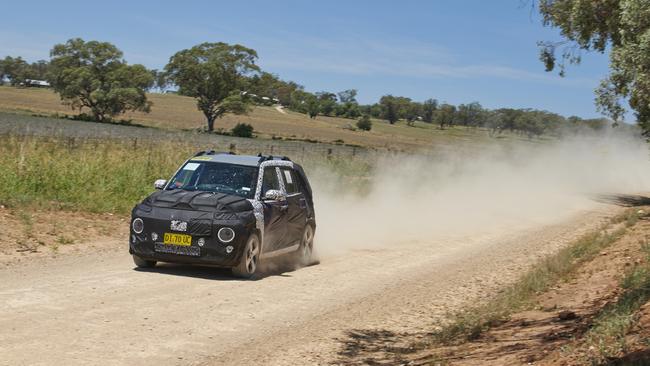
0,204,620,366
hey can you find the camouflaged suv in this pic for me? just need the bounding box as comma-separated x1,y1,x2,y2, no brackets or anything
129,151,316,278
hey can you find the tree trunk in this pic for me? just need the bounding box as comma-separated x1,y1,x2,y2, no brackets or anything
207,115,215,132
92,109,104,122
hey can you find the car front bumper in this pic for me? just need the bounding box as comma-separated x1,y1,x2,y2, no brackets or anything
129,234,246,267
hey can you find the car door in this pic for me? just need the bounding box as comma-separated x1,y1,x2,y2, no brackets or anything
279,167,308,247
260,166,288,253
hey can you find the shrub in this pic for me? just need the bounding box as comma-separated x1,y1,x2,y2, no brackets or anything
356,115,372,131
231,123,254,138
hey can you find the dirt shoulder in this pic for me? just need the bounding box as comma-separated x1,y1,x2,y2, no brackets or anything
358,207,650,365
0,206,127,267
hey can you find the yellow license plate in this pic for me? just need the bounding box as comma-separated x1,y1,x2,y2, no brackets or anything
163,233,192,246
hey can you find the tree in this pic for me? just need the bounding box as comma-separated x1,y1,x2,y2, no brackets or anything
149,69,168,92
0,57,51,86
334,89,360,119
165,42,260,131
422,98,438,123
379,95,400,124
337,89,357,104
435,104,456,129
27,60,50,81
306,94,320,119
316,91,337,116
456,102,485,127
0,58,5,84
403,101,422,125
0,56,29,85
538,0,650,133
357,115,372,131
49,38,154,122
275,80,302,106
567,115,582,125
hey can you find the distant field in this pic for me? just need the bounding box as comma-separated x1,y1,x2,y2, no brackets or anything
0,86,535,151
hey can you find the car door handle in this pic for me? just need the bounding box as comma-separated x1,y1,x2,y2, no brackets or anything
298,198,307,208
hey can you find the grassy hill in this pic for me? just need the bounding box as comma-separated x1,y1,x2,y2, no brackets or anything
0,86,536,152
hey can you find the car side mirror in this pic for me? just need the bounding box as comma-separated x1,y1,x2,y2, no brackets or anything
154,179,167,190
263,189,286,202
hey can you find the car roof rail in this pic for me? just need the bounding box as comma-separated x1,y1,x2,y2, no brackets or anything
269,155,291,161
257,154,291,162
194,150,236,157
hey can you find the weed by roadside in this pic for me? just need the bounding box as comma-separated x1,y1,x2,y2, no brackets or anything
583,239,650,364
56,236,75,245
431,217,632,344
18,211,34,238
611,209,642,227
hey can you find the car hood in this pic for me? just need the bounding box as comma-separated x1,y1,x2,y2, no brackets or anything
144,190,253,214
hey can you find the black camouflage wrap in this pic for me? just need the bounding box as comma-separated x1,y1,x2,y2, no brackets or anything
130,190,257,267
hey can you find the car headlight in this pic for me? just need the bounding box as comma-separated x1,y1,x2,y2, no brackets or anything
217,227,235,243
132,218,144,234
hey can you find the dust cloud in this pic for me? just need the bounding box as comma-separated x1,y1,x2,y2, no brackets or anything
311,131,650,256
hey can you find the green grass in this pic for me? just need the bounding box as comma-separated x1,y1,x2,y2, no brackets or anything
430,220,632,344
0,134,372,214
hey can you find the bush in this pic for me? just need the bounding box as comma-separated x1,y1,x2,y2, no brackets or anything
356,115,372,131
231,123,254,138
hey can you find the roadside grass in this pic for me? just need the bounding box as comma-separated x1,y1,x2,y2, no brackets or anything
0,86,532,151
18,211,34,238
583,239,650,364
430,214,635,344
0,134,372,214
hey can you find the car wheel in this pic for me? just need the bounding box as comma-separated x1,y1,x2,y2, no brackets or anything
232,234,260,279
296,225,314,266
132,255,156,268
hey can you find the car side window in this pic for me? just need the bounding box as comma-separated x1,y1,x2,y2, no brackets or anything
281,168,301,195
261,167,280,194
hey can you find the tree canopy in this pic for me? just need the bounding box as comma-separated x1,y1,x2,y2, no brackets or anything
538,0,650,134
49,38,153,122
0,56,50,86
165,42,260,131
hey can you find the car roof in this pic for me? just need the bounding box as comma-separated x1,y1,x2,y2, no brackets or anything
190,152,291,167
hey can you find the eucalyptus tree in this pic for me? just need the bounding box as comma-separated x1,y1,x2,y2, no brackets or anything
165,42,260,131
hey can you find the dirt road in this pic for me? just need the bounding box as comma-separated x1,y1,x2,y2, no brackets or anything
0,205,620,366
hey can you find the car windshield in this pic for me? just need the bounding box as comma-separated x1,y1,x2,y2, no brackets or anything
166,161,257,199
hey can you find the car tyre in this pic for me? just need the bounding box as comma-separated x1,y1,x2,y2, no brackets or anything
232,234,260,279
133,255,156,268
295,224,314,266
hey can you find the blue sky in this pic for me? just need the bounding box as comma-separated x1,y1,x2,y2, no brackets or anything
1,0,615,119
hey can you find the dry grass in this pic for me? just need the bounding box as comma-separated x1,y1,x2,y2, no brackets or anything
0,86,533,151
431,216,634,344
583,239,650,364
0,133,372,214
